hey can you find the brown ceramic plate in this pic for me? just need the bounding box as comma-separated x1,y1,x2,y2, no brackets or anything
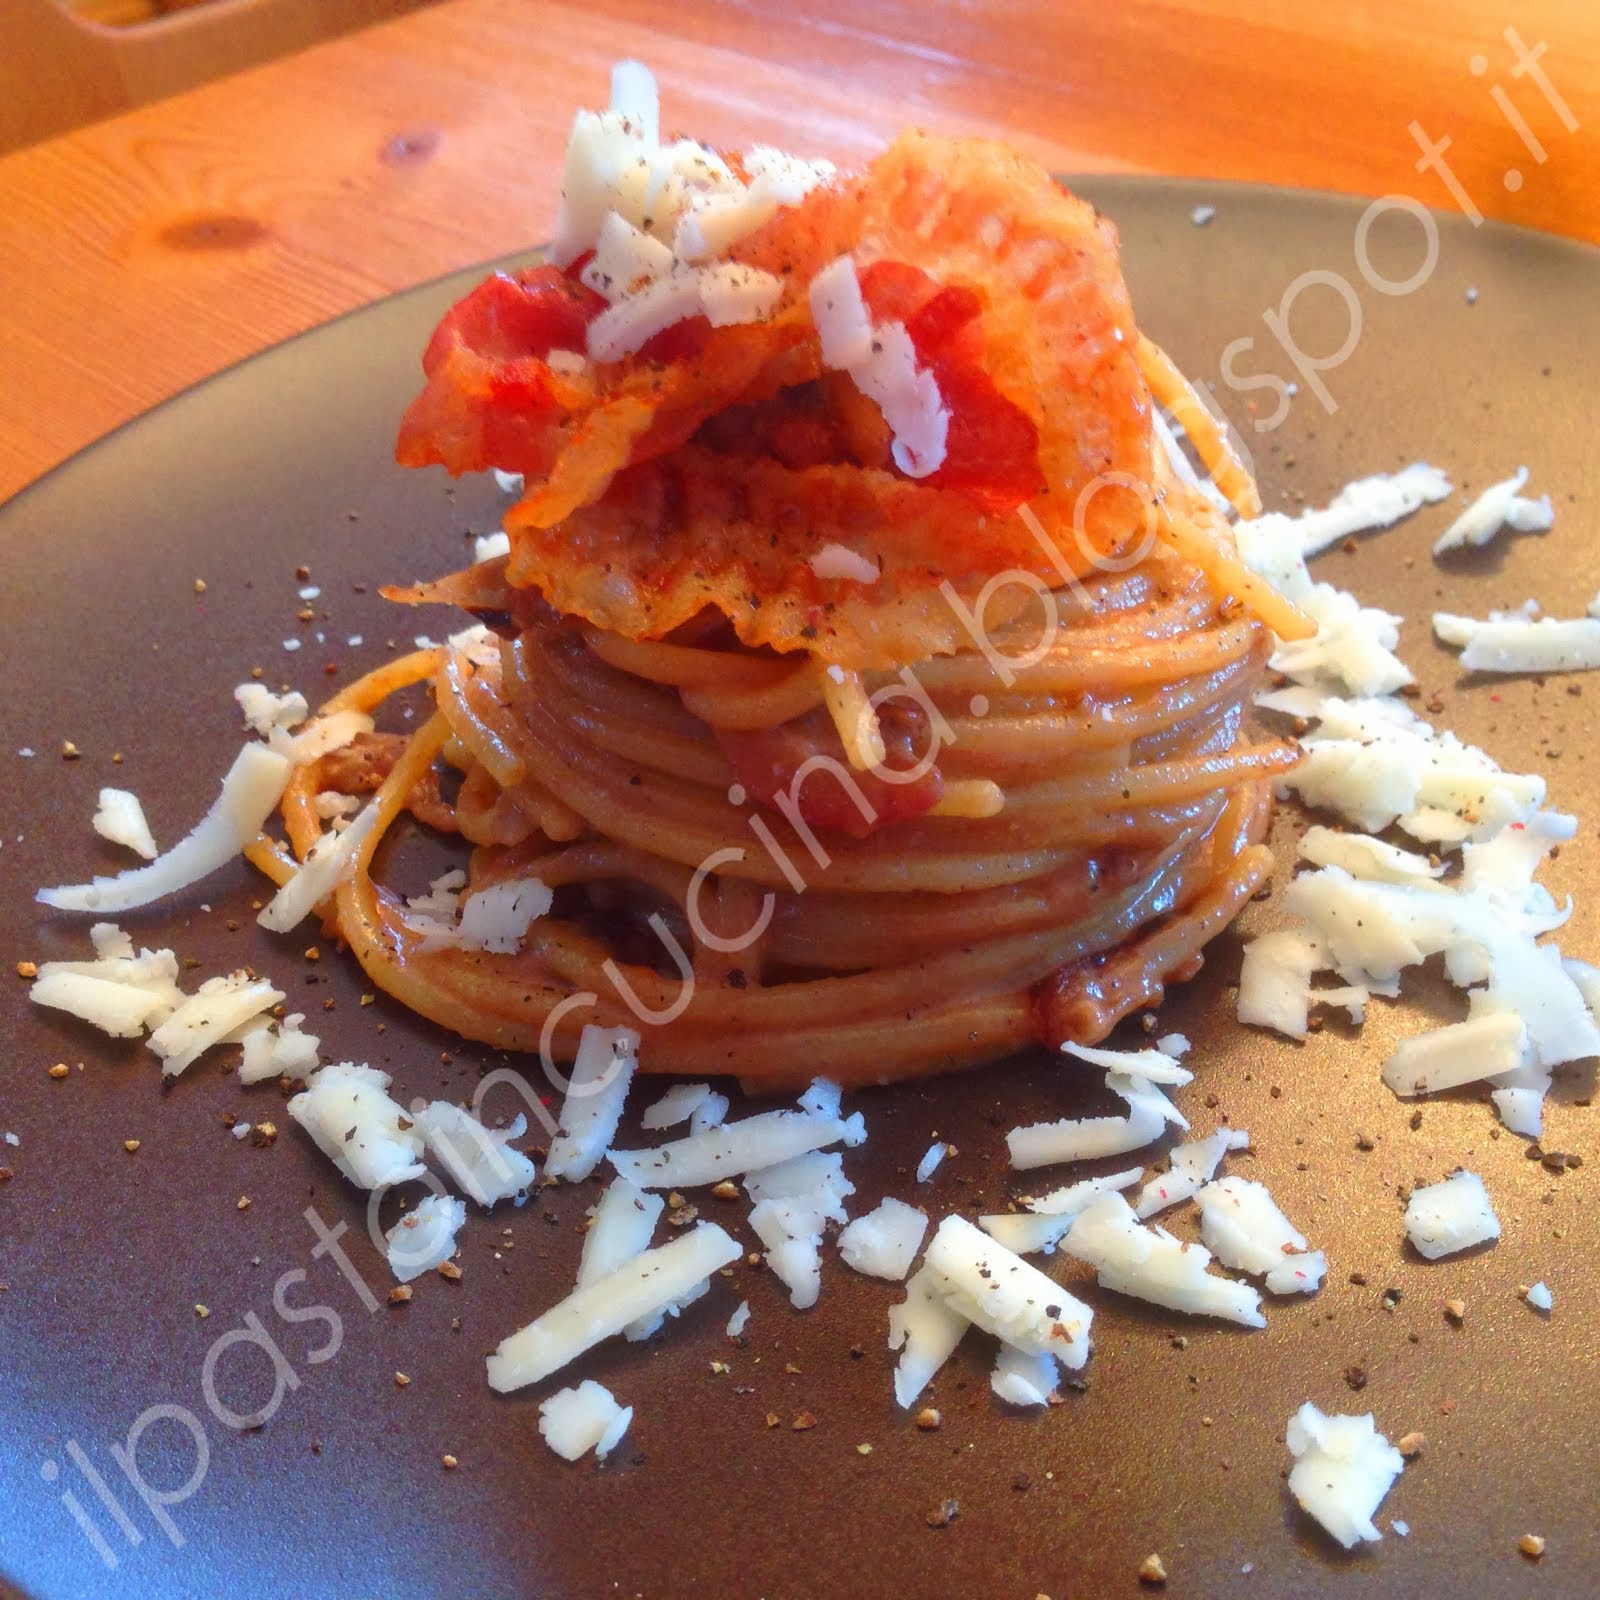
2,179,1597,1600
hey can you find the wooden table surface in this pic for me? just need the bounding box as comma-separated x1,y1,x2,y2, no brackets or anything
2,0,1595,505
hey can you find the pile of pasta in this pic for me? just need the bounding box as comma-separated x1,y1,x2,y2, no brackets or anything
257,76,1305,1087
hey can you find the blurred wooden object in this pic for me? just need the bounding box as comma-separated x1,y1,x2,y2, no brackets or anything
0,0,433,153
74,0,230,19
0,0,1595,502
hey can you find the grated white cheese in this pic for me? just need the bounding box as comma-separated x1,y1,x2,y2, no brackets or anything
749,1197,826,1309
1007,1048,1190,1171
257,798,381,934
726,1300,751,1338
28,927,186,1041
238,1011,320,1085
445,624,504,670
1194,1176,1325,1294
808,543,880,584
915,1141,947,1183
1133,1128,1251,1220
690,1090,729,1133
90,922,135,959
29,967,173,1037
743,1149,854,1222
1299,826,1445,889
1403,1171,1500,1259
1380,1012,1527,1097
385,1194,467,1283
268,709,373,767
287,1062,427,1190
538,1379,634,1462
610,1105,864,1190
1236,517,1412,698
1286,1403,1406,1548
1022,1167,1145,1217
1525,1280,1553,1312
808,254,874,370
578,1179,664,1287
545,1025,640,1182
1062,1192,1265,1327
586,266,703,362
696,262,785,327
977,1209,1077,1257
473,530,512,564
1432,466,1554,555
1268,695,1544,846
1238,463,1451,561
583,209,675,301
887,1263,970,1409
990,1345,1059,1408
795,1078,842,1119
39,744,290,914
1434,605,1600,674
235,682,309,737
640,1081,714,1131
406,876,553,954
809,254,949,477
837,1197,928,1281
147,972,284,1078
92,788,158,860
1236,928,1328,1040
923,1214,1093,1369
415,1101,537,1207
487,1222,740,1391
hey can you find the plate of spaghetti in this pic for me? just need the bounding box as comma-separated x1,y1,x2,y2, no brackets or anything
4,63,1599,1600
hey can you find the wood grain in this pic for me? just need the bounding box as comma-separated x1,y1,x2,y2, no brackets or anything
1,0,1595,503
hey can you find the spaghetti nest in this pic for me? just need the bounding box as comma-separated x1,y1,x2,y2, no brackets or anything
252,127,1309,1088
254,497,1296,1089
